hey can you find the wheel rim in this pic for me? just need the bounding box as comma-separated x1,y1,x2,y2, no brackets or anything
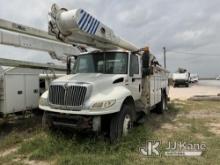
123,114,132,136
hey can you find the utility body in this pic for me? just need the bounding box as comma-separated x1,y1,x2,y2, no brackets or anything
0,18,77,116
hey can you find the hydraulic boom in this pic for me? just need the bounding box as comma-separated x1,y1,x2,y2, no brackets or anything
49,4,138,51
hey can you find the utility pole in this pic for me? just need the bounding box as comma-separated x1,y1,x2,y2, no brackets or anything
163,47,166,69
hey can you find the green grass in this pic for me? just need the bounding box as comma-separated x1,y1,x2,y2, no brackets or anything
0,152,25,165
1,101,220,164
18,124,153,164
0,132,23,150
0,117,41,150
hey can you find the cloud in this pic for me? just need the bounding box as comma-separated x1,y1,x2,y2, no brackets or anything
0,0,220,77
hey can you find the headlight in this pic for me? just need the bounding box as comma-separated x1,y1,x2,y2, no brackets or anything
91,100,116,110
39,97,48,106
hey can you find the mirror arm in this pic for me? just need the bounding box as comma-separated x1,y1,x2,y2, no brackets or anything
66,56,71,75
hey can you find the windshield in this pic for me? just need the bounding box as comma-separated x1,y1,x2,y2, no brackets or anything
73,52,128,74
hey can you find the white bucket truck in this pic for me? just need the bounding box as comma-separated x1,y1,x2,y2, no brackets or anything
39,4,169,141
172,68,190,87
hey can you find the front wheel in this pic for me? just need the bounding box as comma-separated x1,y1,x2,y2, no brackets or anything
109,105,134,143
42,111,53,131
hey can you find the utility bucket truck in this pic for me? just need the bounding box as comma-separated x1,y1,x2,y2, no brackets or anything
0,18,84,117
39,4,169,142
172,68,190,87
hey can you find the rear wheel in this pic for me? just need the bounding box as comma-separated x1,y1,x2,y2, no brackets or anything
109,105,134,143
156,92,167,114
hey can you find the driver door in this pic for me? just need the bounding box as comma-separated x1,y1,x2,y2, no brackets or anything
128,53,142,100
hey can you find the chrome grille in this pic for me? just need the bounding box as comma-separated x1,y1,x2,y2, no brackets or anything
49,85,87,107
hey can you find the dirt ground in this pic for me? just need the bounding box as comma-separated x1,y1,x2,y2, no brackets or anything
169,80,220,100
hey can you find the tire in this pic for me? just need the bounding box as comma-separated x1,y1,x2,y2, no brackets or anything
109,105,134,143
32,108,43,116
42,111,53,130
156,92,167,114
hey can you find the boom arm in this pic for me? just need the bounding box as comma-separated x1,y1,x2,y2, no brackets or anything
0,57,66,71
0,19,81,61
49,4,138,51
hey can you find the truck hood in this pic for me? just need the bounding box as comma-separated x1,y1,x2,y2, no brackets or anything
52,73,127,86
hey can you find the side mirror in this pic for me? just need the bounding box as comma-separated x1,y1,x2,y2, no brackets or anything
66,57,72,75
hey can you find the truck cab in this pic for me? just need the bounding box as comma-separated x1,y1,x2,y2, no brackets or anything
40,50,141,113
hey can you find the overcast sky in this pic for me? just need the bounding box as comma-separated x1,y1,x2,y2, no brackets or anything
0,0,220,77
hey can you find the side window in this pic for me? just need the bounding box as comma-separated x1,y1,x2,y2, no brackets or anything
130,54,139,75
78,58,88,72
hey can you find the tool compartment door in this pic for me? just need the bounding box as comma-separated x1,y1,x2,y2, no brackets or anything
0,78,4,113
154,75,161,104
5,74,25,113
150,76,155,106
150,74,161,107
25,75,39,109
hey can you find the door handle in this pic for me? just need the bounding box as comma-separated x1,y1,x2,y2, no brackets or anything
132,78,135,82
33,89,39,94
17,90,23,95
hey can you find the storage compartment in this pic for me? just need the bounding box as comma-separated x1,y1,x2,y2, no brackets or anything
0,78,4,113
1,73,39,115
25,75,39,109
5,75,26,113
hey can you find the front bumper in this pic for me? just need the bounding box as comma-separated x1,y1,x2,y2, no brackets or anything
173,79,188,85
45,111,101,131
39,100,122,116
